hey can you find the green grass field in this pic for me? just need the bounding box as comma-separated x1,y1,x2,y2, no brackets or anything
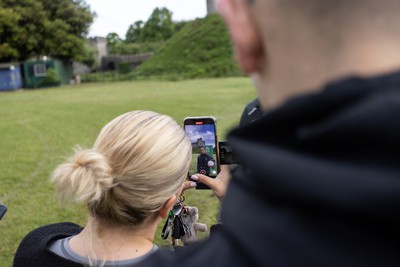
0,77,255,266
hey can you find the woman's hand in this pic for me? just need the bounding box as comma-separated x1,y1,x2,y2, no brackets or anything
184,165,232,201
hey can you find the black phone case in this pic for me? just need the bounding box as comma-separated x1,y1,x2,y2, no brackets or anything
184,116,219,190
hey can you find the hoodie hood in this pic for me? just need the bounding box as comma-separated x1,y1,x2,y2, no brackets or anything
224,71,400,266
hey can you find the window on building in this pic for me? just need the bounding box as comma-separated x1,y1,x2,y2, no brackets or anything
33,64,47,77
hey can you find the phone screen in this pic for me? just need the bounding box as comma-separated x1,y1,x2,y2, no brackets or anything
184,117,218,189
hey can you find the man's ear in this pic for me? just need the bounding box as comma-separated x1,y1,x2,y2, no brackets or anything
158,195,177,219
218,0,264,74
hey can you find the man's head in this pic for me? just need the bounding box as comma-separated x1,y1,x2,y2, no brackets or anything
218,0,400,109
200,147,206,154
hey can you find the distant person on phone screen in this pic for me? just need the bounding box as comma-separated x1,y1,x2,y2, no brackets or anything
197,147,215,175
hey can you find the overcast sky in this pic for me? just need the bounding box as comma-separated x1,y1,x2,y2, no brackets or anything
185,125,216,148
85,0,208,38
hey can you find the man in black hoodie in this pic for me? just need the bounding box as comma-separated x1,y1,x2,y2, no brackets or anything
138,0,400,266
197,147,216,176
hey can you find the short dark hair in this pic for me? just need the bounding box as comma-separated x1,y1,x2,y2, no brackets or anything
274,0,400,36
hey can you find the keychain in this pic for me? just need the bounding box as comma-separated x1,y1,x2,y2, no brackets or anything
180,206,207,245
161,195,207,247
161,195,185,247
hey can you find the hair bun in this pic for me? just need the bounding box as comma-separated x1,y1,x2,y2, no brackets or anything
51,148,114,204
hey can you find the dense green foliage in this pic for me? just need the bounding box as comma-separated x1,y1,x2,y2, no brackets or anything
125,8,177,44
0,78,255,266
139,7,175,42
0,0,94,62
125,20,144,43
108,8,186,56
134,14,243,79
106,32,123,50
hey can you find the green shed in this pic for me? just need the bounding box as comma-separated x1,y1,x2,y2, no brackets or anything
23,59,73,88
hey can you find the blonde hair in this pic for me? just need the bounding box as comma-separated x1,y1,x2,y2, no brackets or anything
51,111,191,226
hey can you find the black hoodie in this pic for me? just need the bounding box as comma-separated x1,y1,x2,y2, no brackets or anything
138,71,400,267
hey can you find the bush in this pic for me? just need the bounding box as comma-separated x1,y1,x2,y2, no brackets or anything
36,68,61,87
117,62,131,74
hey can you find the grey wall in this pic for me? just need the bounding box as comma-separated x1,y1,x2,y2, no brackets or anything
89,37,108,67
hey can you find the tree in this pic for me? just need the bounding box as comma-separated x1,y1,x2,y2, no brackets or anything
0,7,20,60
107,7,189,55
106,32,122,46
0,0,95,62
106,32,123,54
174,21,190,32
125,20,144,43
80,43,97,68
139,7,175,42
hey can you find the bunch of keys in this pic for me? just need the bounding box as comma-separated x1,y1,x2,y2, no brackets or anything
161,195,187,247
161,195,207,247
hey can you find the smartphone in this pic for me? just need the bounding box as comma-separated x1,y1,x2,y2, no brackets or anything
0,205,7,221
183,116,219,189
218,141,240,165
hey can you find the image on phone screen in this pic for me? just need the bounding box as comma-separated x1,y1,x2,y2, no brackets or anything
184,117,218,181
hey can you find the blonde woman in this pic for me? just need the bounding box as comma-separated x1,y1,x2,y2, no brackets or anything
14,111,193,267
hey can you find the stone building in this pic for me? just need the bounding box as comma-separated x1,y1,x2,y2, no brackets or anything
192,138,206,148
88,37,108,67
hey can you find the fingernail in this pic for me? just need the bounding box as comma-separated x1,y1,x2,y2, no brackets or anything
191,175,199,181
190,182,197,188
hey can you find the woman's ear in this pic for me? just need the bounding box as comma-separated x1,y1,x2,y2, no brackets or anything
158,195,177,219
218,0,264,74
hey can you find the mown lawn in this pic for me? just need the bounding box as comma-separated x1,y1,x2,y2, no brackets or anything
0,77,255,266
